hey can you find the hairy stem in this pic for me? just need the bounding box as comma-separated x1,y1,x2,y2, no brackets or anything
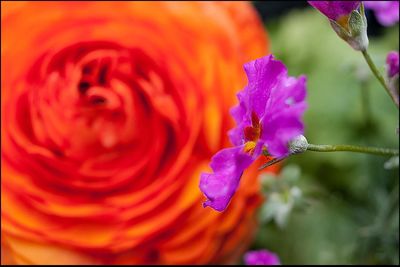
307,143,398,156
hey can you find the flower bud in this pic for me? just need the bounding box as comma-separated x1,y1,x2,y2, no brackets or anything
288,135,309,155
329,8,369,51
308,1,369,51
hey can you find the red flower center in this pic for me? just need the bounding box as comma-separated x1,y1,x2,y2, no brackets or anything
243,111,261,154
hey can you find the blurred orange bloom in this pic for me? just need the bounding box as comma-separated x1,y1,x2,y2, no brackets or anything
1,1,273,264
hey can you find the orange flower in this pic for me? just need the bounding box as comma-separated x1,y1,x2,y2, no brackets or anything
1,1,273,264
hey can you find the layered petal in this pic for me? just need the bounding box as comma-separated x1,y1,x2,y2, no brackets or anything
229,55,287,146
261,74,307,157
230,55,307,158
202,55,307,212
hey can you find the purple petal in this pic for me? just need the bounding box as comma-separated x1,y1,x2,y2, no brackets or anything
308,1,360,21
229,90,250,146
202,55,307,212
386,51,399,78
199,146,255,212
364,1,399,26
265,75,307,116
243,55,287,119
260,74,307,158
261,105,306,157
230,56,307,158
244,249,281,265
229,55,287,146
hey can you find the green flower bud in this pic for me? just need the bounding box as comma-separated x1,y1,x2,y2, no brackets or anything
329,5,369,51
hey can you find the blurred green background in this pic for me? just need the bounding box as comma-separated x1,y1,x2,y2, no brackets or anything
250,3,399,265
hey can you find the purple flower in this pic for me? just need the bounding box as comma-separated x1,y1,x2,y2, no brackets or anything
199,55,307,212
386,51,399,107
308,1,360,21
308,1,369,51
364,1,399,26
386,51,399,78
244,249,281,265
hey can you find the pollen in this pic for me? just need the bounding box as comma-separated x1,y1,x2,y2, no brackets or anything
244,141,257,154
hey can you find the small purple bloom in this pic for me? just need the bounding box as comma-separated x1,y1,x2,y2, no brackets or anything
386,51,399,107
308,1,368,51
308,1,360,21
244,249,281,265
364,1,399,26
386,51,399,78
199,55,307,212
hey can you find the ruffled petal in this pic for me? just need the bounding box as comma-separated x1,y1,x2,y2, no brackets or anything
199,146,255,212
261,107,306,157
229,55,287,146
243,55,287,119
260,73,307,158
204,55,307,211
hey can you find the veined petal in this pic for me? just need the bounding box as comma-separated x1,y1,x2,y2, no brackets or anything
199,146,255,212
229,55,287,146
243,55,287,119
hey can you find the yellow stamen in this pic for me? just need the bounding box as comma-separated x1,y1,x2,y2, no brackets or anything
244,141,256,154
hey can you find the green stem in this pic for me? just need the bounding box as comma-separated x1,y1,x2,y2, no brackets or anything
307,143,398,156
361,49,398,108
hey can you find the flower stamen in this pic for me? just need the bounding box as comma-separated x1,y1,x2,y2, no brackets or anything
244,141,257,154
